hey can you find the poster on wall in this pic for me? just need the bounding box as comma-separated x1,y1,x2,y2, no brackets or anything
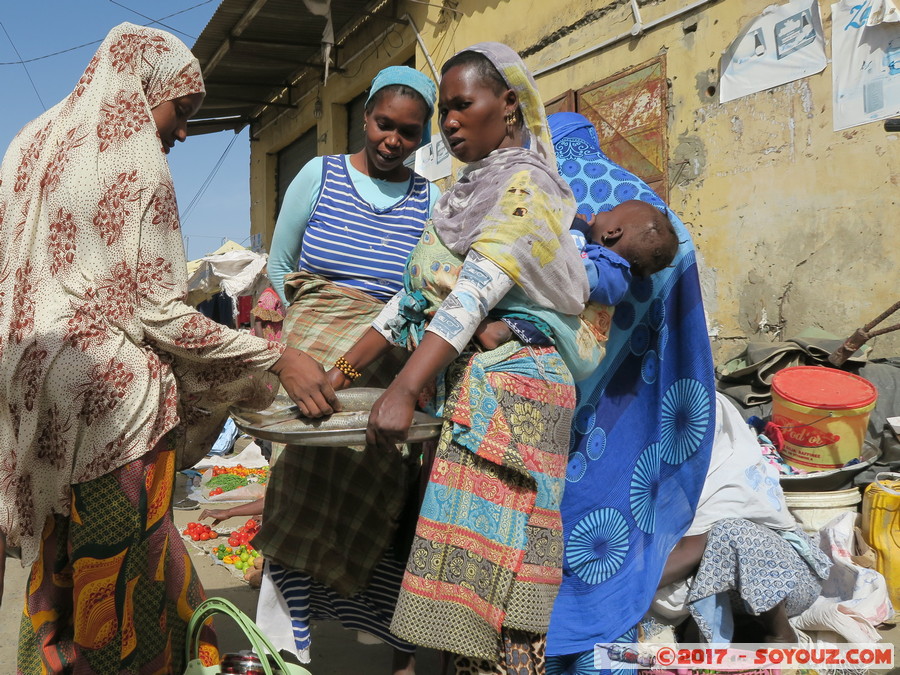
719,0,827,103
832,0,900,130
413,136,452,181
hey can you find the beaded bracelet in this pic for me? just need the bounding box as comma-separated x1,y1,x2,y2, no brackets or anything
334,356,362,381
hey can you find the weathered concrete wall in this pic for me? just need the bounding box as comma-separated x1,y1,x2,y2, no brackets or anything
250,0,900,358
661,3,900,360
418,0,900,359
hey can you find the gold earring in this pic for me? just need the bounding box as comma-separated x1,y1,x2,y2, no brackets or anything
505,110,517,131
363,122,368,131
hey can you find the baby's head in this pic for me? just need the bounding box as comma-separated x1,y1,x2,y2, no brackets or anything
591,200,678,278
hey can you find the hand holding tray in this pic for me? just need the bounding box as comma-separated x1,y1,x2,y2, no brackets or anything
230,388,442,446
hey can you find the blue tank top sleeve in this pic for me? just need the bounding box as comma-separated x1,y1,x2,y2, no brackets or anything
270,155,437,306
268,156,324,305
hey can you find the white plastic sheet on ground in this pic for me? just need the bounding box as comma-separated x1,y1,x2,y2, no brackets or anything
189,440,269,504
720,0,827,103
832,0,900,129
790,510,895,642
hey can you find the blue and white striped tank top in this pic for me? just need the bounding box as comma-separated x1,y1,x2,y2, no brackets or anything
298,155,430,302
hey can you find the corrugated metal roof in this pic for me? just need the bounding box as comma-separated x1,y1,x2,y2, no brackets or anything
189,0,397,134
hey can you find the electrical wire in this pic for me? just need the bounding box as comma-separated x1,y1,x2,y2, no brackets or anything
0,39,103,66
0,21,46,109
0,0,216,66
180,133,240,227
134,0,217,24
107,0,198,41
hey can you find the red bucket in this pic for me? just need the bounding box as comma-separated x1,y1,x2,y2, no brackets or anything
771,366,877,471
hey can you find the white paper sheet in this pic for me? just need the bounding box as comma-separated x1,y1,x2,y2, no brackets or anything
832,0,900,129
720,0,827,103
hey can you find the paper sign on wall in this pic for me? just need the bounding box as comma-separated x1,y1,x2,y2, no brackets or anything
832,0,900,130
720,0,827,103
413,136,452,182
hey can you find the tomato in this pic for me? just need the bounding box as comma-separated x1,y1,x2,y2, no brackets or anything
209,531,218,539
191,534,200,541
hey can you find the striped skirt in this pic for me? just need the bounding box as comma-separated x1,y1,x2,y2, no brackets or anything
263,555,415,663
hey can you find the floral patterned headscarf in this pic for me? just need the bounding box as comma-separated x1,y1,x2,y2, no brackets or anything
0,24,281,564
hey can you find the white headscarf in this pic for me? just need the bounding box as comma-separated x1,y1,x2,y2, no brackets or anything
0,23,282,564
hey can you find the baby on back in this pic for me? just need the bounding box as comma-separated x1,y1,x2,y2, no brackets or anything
476,199,679,350
579,199,678,285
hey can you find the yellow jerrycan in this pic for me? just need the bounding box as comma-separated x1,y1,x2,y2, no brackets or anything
861,472,900,611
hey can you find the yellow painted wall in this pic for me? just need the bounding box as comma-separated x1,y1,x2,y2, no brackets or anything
248,6,428,250
252,0,900,358
424,0,900,358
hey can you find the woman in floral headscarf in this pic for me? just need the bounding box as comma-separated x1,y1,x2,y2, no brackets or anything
330,43,603,674
0,23,336,673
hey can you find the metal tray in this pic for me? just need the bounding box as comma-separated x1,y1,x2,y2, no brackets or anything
779,441,881,492
230,388,442,446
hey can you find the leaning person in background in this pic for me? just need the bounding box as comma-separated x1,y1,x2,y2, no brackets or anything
543,112,716,675
649,392,831,644
0,23,336,674
256,65,439,675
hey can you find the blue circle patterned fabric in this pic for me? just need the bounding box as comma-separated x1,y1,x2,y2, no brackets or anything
545,113,715,665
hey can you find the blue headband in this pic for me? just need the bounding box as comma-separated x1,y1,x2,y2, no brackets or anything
366,65,437,147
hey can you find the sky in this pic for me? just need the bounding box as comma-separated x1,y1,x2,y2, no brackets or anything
0,1,252,261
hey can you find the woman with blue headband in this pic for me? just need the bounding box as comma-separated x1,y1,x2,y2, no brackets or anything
257,65,440,674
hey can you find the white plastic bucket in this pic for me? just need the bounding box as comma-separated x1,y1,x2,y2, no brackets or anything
783,487,862,534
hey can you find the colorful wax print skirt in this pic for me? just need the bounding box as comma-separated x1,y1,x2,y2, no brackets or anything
16,440,215,674
390,342,575,663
